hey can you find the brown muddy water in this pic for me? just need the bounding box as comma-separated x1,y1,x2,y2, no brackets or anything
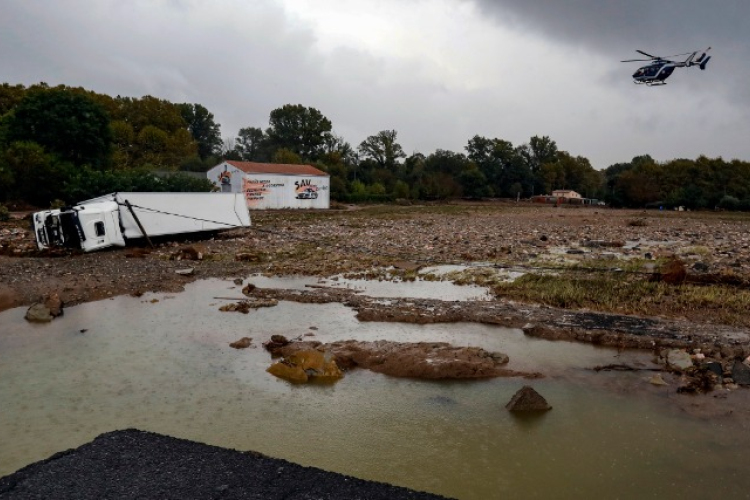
1,277,749,499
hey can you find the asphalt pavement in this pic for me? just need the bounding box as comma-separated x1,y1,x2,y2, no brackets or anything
0,429,452,499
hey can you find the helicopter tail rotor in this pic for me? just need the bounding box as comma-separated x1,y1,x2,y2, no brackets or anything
688,47,711,69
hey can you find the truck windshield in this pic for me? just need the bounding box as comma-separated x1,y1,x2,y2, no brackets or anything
48,211,86,248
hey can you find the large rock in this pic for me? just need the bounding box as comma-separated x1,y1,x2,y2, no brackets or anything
665,349,694,371
25,303,53,323
267,349,343,383
506,386,552,412
44,293,64,317
732,360,750,386
24,293,64,323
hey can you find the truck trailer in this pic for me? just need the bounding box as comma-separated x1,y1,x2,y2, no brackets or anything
32,192,251,252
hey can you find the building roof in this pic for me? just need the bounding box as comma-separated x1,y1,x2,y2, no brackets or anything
224,160,328,177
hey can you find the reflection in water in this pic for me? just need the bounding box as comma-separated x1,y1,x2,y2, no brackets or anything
1,278,749,499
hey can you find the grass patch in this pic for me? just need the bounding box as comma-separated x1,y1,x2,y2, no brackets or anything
493,272,750,327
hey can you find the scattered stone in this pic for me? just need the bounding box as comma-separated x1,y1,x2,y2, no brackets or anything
506,386,552,412
649,374,668,386
264,335,291,355
175,268,195,276
233,278,244,285
692,262,709,272
235,252,262,262
43,293,64,318
25,303,53,323
230,337,253,349
566,249,585,255
124,248,150,258
665,349,694,371
171,245,206,261
219,298,278,314
731,360,750,386
704,362,724,377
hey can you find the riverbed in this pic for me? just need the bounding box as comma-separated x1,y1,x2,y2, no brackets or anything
1,277,749,499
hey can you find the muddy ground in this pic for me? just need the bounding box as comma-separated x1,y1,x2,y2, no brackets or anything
3,202,750,397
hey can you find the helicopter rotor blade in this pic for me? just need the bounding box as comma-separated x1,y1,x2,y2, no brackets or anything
621,58,653,62
636,50,657,58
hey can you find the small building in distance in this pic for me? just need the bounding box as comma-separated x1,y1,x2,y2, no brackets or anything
207,160,330,209
531,189,603,206
551,189,582,199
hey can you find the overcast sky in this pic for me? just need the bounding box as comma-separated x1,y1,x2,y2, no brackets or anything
2,0,748,169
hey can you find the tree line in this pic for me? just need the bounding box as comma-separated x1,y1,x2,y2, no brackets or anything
1,82,749,210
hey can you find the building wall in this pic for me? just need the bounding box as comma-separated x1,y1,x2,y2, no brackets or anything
206,163,330,209
552,190,582,199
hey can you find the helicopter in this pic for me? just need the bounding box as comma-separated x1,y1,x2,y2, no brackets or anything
622,47,711,85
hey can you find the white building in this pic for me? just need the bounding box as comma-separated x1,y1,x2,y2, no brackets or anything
207,161,330,209
551,189,582,199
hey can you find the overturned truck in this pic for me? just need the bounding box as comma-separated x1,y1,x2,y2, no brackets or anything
32,192,251,252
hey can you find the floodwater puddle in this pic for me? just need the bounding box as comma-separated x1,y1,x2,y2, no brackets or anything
2,277,750,499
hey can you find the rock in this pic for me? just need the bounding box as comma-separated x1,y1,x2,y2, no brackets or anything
651,258,686,284
25,303,53,323
233,278,244,285
235,252,262,262
705,362,724,377
731,360,750,386
171,245,206,261
267,349,343,383
692,262,709,272
506,386,552,412
267,361,309,383
230,337,253,349
665,349,694,371
175,268,195,276
44,293,63,317
566,249,585,255
649,374,668,386
264,335,291,355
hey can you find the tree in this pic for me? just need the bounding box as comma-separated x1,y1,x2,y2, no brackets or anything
459,165,491,199
466,135,531,197
2,141,74,205
179,103,222,160
272,148,302,164
358,130,406,169
266,104,332,160
7,87,112,168
517,135,558,195
234,126,268,161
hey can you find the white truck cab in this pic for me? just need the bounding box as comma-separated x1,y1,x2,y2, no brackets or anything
32,202,126,252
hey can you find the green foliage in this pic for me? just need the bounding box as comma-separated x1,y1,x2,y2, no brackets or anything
0,204,9,221
272,148,302,164
718,195,740,210
458,166,491,199
358,130,406,169
62,167,214,202
605,155,750,209
234,126,268,161
392,180,410,199
7,86,112,168
179,103,222,160
266,104,332,161
1,141,75,206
